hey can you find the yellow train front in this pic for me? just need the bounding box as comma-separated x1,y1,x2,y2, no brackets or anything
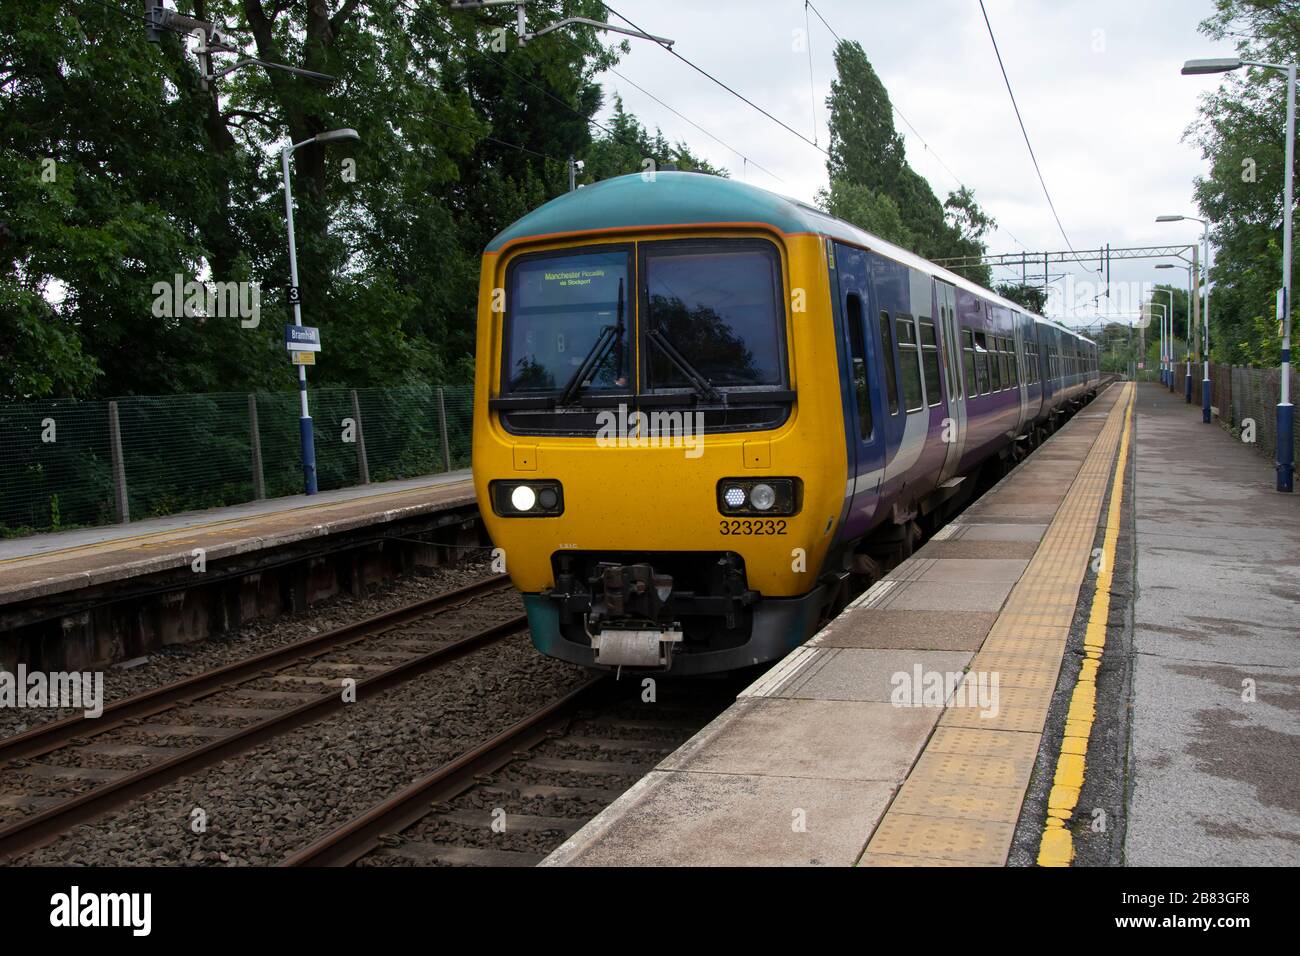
472,172,850,675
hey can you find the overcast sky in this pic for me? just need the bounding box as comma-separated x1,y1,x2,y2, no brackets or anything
587,0,1241,327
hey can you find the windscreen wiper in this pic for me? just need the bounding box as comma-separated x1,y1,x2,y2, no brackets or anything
558,279,624,407
647,327,721,402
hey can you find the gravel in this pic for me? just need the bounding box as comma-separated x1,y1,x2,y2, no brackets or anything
9,627,591,866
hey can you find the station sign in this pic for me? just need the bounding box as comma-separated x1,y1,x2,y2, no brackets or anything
291,351,316,366
285,324,321,352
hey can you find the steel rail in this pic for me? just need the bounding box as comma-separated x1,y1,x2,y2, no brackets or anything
282,678,606,867
0,590,526,860
0,575,509,763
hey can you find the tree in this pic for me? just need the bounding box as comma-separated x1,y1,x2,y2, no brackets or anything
578,95,727,183
0,1,652,400
1188,0,1300,365
818,39,993,286
994,283,1048,314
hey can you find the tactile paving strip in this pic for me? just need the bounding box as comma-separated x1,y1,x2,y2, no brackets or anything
861,383,1133,867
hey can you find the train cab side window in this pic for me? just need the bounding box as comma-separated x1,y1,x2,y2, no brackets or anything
973,332,991,395
845,294,873,440
879,310,900,416
895,314,925,412
962,329,977,398
919,320,942,407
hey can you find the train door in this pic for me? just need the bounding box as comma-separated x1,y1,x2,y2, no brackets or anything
935,280,966,485
830,242,887,539
1012,312,1029,436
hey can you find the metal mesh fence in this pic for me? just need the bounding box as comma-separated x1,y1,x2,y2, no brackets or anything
1,385,473,537
1168,362,1300,467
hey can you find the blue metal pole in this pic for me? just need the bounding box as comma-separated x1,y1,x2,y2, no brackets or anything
1185,261,1194,402
1202,226,1212,424
282,145,317,495
1277,64,1295,492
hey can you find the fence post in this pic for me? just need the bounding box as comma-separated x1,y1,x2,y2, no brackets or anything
107,401,129,524
350,389,370,485
248,394,266,500
437,387,452,473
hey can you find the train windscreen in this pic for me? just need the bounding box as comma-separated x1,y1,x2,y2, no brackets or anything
503,247,630,393
642,240,785,391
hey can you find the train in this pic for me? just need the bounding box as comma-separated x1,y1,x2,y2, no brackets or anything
471,171,1100,675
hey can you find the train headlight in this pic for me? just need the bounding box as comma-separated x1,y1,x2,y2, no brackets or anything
716,478,800,516
490,480,564,517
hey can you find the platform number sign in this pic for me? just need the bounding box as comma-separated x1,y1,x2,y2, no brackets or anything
287,285,301,305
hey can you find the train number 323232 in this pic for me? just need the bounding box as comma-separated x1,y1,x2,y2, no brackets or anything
719,519,788,536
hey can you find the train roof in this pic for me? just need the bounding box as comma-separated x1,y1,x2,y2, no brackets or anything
487,171,1094,345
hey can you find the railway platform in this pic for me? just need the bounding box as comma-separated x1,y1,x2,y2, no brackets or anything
1125,385,1300,865
0,471,477,670
545,381,1300,866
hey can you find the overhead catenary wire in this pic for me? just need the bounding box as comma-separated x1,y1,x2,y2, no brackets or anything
976,0,1098,276
604,3,829,156
804,1,819,147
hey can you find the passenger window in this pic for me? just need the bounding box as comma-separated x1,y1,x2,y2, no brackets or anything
919,320,942,407
845,294,872,440
998,341,1010,389
989,335,1003,390
962,329,978,398
879,311,900,416
896,314,924,412
974,332,991,395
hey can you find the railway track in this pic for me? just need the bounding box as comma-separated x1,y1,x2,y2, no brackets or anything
0,576,527,861
283,674,745,867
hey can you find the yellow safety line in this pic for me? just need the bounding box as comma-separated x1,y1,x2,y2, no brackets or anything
1036,386,1134,866
0,476,474,567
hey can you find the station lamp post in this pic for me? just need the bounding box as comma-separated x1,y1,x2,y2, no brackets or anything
280,127,361,495
1154,288,1175,389
1156,262,1196,402
1181,56,1293,489
1157,214,1212,424
1150,302,1167,384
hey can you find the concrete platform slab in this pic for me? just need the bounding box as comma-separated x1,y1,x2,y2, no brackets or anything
886,558,1029,583
870,580,1014,612
766,647,973,702
658,697,938,781
940,523,1047,542
543,771,895,867
812,609,997,651
916,540,1040,560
